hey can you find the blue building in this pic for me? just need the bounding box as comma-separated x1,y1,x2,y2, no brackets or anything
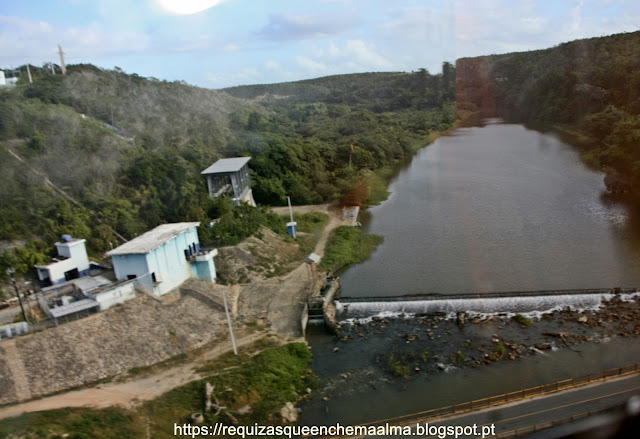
105,222,217,296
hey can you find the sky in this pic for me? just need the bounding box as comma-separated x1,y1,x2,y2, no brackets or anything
0,0,639,89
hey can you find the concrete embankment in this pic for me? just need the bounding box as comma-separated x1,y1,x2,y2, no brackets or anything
336,288,640,320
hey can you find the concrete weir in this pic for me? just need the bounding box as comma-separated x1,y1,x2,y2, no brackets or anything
335,287,640,321
303,277,341,336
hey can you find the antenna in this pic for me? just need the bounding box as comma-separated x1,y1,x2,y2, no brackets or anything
58,45,66,75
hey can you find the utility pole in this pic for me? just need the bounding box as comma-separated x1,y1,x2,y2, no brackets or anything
222,290,237,355
287,196,297,239
58,45,66,75
26,64,33,83
49,62,55,75
6,268,27,323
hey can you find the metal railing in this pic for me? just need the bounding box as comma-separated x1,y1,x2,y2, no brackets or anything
490,406,613,438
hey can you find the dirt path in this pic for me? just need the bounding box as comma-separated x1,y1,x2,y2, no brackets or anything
266,204,357,337
0,330,266,419
270,203,357,257
0,204,360,419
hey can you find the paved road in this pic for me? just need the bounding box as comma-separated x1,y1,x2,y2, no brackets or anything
349,374,640,438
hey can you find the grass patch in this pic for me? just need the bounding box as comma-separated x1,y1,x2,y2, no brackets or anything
145,343,314,437
294,212,329,234
365,167,393,206
494,342,507,357
319,226,382,273
450,351,466,364
512,314,533,326
0,407,145,439
387,354,411,379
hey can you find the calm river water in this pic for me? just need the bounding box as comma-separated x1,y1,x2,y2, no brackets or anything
300,120,640,426
342,120,640,297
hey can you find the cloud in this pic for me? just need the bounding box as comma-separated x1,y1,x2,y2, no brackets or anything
327,39,393,70
296,56,328,73
265,60,281,70
0,14,152,64
257,12,355,42
155,0,229,16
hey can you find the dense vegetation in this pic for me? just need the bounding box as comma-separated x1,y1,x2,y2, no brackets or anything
319,226,383,273
0,63,454,282
456,31,640,194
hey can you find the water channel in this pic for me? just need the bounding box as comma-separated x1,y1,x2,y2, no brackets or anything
299,120,640,426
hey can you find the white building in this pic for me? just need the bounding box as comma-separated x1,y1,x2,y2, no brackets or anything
35,236,91,288
105,222,217,296
0,70,18,87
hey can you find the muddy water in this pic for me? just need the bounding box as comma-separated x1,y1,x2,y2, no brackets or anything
299,120,640,427
342,120,640,297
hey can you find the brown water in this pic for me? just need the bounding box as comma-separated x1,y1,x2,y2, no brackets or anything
341,120,640,297
300,120,640,427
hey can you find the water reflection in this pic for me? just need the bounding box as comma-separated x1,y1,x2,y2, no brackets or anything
341,121,640,297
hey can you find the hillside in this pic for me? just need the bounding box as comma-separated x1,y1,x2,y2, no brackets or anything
0,65,454,282
456,31,640,193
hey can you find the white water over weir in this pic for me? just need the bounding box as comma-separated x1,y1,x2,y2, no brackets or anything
335,288,640,321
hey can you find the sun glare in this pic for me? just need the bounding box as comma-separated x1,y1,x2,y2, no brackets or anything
156,0,225,15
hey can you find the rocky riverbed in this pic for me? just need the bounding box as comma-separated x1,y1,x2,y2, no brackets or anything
310,294,640,401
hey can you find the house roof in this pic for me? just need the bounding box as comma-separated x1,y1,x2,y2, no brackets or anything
201,157,251,175
49,298,100,319
106,222,200,256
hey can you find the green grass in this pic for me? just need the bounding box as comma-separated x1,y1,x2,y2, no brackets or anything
512,314,533,326
143,342,315,438
0,407,145,439
294,212,329,234
365,167,393,206
319,226,382,273
494,342,507,357
450,351,466,364
387,354,411,379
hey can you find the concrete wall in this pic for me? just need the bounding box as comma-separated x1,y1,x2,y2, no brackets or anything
0,289,230,405
112,254,150,289
146,226,199,295
190,249,218,283
92,281,137,311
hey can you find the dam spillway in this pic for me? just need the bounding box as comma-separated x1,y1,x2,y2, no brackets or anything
335,288,640,321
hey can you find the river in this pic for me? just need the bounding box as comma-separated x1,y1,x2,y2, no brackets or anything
299,120,640,427
341,119,640,297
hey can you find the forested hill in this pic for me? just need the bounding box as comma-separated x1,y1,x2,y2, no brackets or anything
0,64,454,278
456,31,640,193
223,66,455,110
